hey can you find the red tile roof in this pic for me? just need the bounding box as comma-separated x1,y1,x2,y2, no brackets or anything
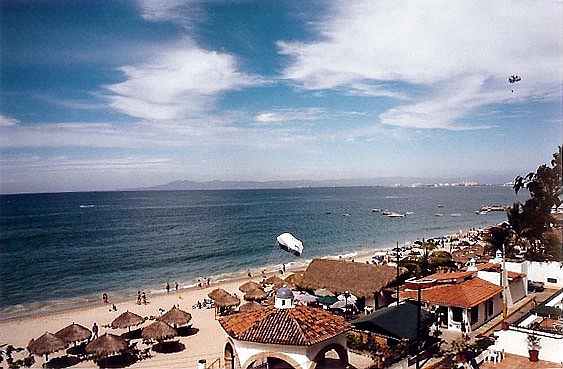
476,263,525,280
219,305,350,346
401,277,502,308
424,271,474,282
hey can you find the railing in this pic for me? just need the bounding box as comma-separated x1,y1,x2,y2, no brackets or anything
206,357,221,369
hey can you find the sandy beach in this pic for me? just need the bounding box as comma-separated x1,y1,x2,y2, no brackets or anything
0,253,375,368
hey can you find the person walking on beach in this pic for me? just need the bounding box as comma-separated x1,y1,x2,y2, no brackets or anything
282,264,286,274
166,281,170,294
206,277,210,287
247,271,252,278
92,322,99,339
137,291,142,305
102,293,108,304
175,281,179,291
142,291,147,305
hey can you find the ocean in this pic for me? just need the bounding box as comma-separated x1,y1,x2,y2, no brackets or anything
0,186,517,319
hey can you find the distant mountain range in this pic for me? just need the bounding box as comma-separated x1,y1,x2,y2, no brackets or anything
136,174,515,191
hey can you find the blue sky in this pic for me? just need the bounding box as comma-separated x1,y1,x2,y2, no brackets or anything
0,0,561,193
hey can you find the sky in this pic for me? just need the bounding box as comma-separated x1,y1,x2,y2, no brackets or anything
0,0,561,193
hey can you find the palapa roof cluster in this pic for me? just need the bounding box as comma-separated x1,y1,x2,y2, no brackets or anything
244,288,268,302
298,258,405,298
284,272,303,287
239,281,261,293
85,333,128,357
55,323,91,345
219,305,349,346
142,321,177,341
401,277,502,308
110,311,144,329
264,275,284,287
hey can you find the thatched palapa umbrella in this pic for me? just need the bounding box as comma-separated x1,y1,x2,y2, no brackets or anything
110,311,144,331
142,321,177,342
55,323,91,346
244,288,267,302
239,281,261,293
239,302,264,313
85,333,128,358
284,272,303,288
158,306,191,328
264,275,284,288
208,288,231,301
28,332,66,361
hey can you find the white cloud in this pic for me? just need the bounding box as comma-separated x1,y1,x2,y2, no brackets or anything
105,44,263,121
255,108,324,123
136,0,199,25
278,0,562,129
0,114,19,127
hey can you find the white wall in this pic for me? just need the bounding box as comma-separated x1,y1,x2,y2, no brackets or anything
505,261,563,289
494,328,563,363
476,270,527,307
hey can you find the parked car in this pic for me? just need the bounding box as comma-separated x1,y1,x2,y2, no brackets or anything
528,280,545,292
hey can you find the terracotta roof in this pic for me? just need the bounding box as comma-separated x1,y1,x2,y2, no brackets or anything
401,277,502,308
298,258,404,298
219,305,349,346
476,263,525,280
424,271,474,282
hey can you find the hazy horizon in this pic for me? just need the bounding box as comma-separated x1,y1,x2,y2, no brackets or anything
1,1,561,194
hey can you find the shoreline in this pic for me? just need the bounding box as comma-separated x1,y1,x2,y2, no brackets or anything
0,222,490,323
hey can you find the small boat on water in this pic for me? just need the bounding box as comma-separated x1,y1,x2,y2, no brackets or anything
381,210,392,216
342,213,351,217
371,208,380,213
386,212,405,218
405,211,415,215
437,204,444,208
277,233,303,256
450,213,462,217
434,213,444,217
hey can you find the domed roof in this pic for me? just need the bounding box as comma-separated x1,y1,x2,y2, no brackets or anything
276,287,294,299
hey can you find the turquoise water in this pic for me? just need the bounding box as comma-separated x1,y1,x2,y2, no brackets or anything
0,186,515,318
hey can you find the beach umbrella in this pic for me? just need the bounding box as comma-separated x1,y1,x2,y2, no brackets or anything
239,302,265,313
141,321,177,342
158,306,191,328
239,281,261,293
27,332,66,361
284,273,303,287
337,293,358,304
293,291,318,304
55,323,92,346
208,288,231,301
317,295,338,306
85,333,128,358
264,275,284,287
330,299,357,310
244,288,268,302
110,311,144,331
314,288,335,297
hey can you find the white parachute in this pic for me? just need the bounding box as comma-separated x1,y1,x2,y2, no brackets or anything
276,233,304,256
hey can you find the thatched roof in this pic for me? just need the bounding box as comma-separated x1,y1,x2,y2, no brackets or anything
28,332,66,356
264,275,284,287
158,306,192,327
110,311,144,329
239,281,261,293
284,273,303,287
209,288,240,307
239,302,265,313
141,321,177,341
85,333,128,357
298,258,405,298
243,288,267,302
55,323,91,344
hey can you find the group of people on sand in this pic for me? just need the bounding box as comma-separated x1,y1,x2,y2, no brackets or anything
136,290,148,305
165,281,179,293
197,277,211,288
102,293,118,311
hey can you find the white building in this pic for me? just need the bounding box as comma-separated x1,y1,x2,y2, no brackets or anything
493,288,563,363
402,272,503,333
219,288,350,369
502,260,563,289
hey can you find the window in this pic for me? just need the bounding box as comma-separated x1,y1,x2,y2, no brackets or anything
470,306,479,325
486,299,494,317
547,278,558,283
452,307,463,322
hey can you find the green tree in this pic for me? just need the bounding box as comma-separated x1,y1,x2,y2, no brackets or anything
509,146,562,261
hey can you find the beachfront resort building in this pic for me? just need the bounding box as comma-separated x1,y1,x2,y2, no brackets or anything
401,272,503,333
219,288,350,369
297,258,405,313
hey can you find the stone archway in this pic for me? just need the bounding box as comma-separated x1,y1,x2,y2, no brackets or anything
225,342,235,369
311,343,348,369
242,351,303,369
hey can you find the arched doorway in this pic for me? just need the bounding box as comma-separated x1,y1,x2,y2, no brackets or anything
225,342,235,369
243,352,301,369
313,344,348,369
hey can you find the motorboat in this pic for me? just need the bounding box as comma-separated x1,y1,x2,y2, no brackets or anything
277,233,304,256
386,212,405,218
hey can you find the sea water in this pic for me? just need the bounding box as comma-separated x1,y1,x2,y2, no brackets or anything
0,186,518,318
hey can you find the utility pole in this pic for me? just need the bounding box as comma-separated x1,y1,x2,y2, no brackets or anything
396,241,400,303
501,242,508,327
416,287,421,369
